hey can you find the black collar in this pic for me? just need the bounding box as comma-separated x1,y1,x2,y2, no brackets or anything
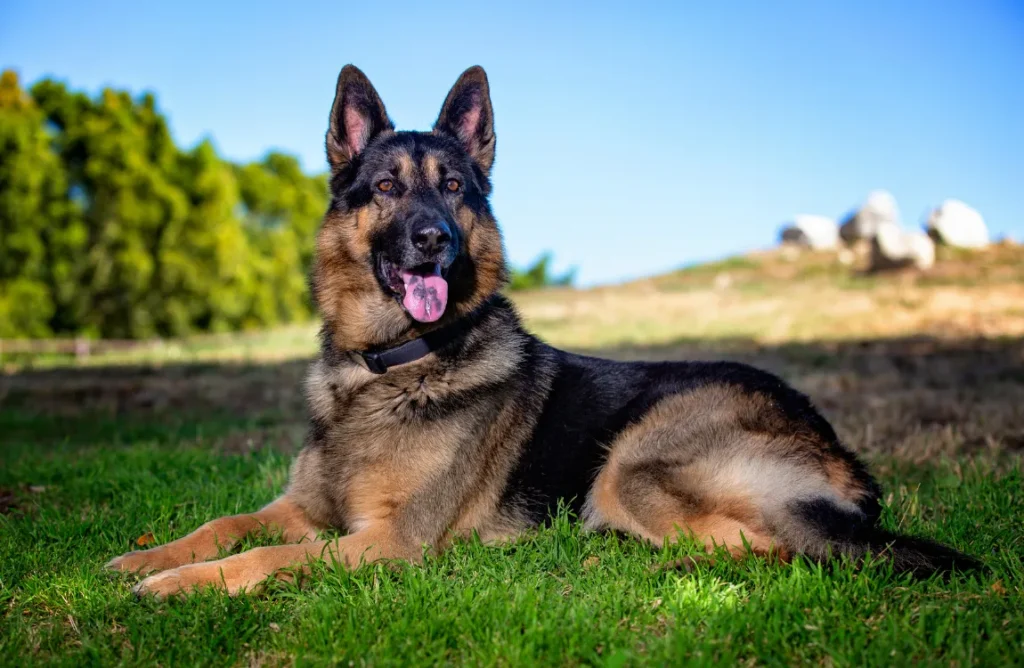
351,310,480,374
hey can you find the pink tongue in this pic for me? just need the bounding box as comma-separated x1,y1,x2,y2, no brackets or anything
400,268,449,323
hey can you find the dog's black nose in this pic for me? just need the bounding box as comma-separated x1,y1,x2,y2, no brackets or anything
412,221,452,255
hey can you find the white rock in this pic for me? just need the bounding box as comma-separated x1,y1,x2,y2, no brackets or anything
779,214,839,250
840,190,900,243
926,199,989,248
869,220,935,271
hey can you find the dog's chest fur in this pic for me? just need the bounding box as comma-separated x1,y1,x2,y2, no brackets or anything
289,325,547,539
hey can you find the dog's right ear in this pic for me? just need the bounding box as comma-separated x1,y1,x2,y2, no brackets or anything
326,65,394,175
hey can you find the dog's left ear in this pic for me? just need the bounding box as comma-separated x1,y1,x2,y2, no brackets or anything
433,66,495,175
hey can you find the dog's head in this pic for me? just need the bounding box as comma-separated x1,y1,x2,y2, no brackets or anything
313,65,507,350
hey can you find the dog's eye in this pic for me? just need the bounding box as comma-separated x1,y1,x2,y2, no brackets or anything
445,179,460,193
377,180,394,193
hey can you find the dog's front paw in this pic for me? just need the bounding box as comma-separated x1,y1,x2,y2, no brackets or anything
132,568,190,599
106,549,168,575
106,544,192,575
131,560,248,599
132,563,223,599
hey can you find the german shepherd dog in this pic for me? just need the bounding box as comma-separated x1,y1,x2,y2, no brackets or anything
108,65,980,597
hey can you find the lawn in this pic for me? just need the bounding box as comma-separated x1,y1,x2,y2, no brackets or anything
2,246,1023,665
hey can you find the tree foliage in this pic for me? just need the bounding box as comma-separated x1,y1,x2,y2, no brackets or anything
0,70,327,338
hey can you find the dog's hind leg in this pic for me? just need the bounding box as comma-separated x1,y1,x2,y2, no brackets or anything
582,388,980,577
105,495,321,575
585,452,786,560
581,389,873,563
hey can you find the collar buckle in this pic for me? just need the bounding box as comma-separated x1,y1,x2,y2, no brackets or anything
360,351,389,374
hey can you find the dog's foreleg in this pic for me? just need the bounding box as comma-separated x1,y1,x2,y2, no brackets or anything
105,495,320,575
131,524,418,598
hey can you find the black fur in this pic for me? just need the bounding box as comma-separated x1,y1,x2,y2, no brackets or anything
791,498,984,576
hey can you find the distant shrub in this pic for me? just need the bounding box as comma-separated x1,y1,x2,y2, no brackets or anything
508,253,576,292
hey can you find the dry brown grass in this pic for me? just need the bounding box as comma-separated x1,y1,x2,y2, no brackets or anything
516,241,1024,348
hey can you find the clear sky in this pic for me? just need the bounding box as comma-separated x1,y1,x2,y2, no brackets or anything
2,1,1022,285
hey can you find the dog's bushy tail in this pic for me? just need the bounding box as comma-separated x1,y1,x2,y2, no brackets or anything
858,528,985,577
778,498,984,578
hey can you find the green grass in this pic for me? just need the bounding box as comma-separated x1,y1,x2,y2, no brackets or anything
1,414,1022,666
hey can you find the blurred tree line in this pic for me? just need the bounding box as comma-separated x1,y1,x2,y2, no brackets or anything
0,70,573,339
0,70,325,339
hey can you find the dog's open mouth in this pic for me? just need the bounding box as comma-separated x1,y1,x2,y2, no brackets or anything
381,259,449,323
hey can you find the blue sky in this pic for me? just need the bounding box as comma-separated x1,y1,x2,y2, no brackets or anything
2,1,1022,285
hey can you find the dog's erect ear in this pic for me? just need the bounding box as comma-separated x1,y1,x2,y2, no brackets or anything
326,65,393,174
433,66,495,175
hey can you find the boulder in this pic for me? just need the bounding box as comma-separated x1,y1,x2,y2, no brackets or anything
779,215,839,250
869,220,935,271
840,190,900,243
926,199,989,248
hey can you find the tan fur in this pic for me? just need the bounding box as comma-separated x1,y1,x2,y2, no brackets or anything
423,153,440,185
447,399,542,544
824,458,864,504
582,386,855,559
133,525,415,598
455,207,506,315
683,515,780,557
105,497,320,576
397,153,415,183
314,204,415,352
287,325,538,535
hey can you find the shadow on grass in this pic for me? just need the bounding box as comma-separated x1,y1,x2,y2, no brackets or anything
2,333,1023,460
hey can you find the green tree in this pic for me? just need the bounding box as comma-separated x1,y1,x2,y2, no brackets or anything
157,140,250,334
235,153,327,327
0,71,72,337
29,80,189,337
0,70,330,339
